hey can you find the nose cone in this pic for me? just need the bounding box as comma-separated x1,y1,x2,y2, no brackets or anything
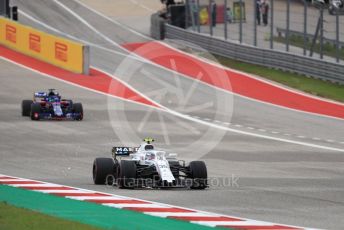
53,103,63,116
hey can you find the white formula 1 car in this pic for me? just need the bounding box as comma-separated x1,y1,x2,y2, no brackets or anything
92,138,208,189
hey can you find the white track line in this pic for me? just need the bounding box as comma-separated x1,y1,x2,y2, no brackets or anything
78,0,344,116
10,5,344,152
191,220,276,227
67,196,127,200
53,0,132,54
72,0,153,41
0,179,31,182
69,0,344,123
2,56,344,153
10,183,64,187
104,203,165,208
161,41,344,107
0,57,158,111
74,0,344,120
34,190,90,193
0,174,317,230
145,212,222,217
129,0,155,12
161,40,344,122
19,10,145,62
21,3,344,126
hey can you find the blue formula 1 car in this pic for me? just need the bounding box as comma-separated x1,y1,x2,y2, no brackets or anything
21,89,83,121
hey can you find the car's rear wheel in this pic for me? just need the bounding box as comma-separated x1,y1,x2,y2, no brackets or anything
118,160,137,189
30,103,41,121
188,161,207,189
22,100,33,117
93,158,115,185
73,103,83,121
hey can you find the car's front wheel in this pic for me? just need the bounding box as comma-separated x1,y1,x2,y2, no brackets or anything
188,161,207,190
30,103,41,121
118,160,137,189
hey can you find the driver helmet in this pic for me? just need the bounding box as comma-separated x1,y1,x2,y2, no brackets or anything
48,96,59,102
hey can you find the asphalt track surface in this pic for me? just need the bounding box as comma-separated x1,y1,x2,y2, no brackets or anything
0,0,343,229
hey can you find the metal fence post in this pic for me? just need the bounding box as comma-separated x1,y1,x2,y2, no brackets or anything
303,1,307,56
336,12,339,63
197,0,200,33
320,8,324,59
185,0,189,29
0,0,9,17
270,0,274,49
210,0,213,36
190,1,195,31
254,0,257,46
309,16,321,57
239,0,243,43
224,0,228,40
286,0,290,52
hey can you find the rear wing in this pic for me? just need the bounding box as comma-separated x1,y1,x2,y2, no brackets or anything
112,147,138,158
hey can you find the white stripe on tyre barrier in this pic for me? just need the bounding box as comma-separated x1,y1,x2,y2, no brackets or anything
0,174,316,230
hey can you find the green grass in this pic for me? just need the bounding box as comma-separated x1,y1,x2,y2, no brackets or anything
0,201,104,230
274,34,344,60
213,54,344,102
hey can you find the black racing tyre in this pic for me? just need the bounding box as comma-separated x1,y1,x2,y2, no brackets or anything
73,103,83,121
93,158,115,185
189,161,208,189
118,160,137,189
22,100,33,116
30,103,41,121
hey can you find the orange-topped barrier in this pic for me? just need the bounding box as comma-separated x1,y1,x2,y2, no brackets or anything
0,17,89,74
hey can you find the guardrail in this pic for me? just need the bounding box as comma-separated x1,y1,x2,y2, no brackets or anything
164,24,344,84
150,13,344,84
276,27,344,48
